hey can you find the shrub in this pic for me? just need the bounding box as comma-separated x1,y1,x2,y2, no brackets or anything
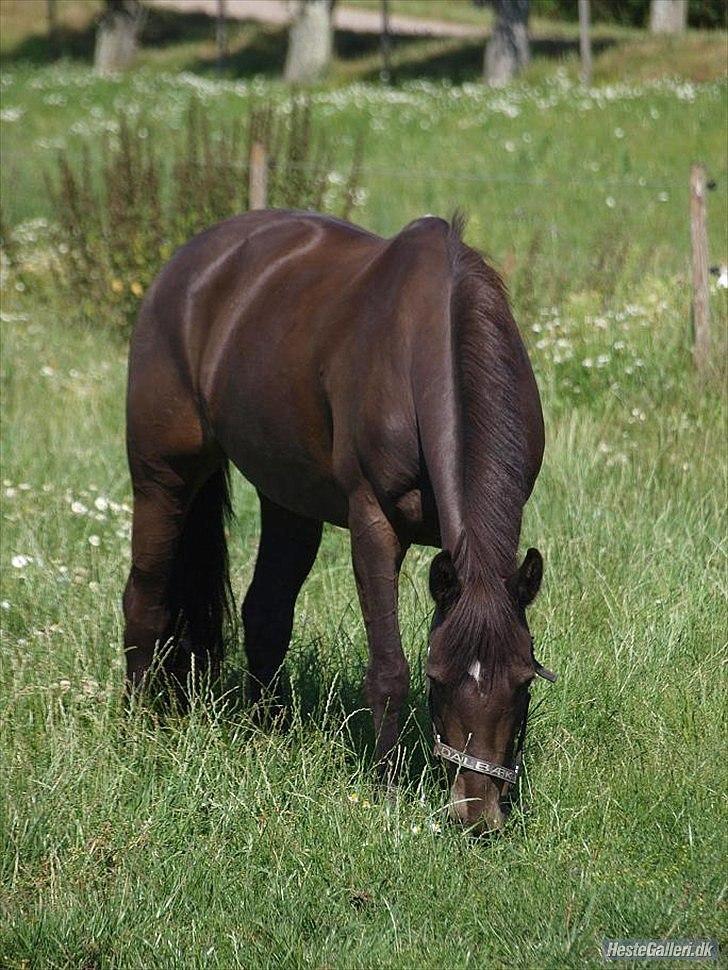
45,98,365,334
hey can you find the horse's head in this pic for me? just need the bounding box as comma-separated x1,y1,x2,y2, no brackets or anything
426,547,552,833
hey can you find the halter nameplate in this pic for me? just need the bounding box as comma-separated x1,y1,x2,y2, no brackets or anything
433,736,519,785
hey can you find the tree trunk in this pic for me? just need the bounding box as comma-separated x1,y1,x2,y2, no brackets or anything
649,0,688,33
484,0,530,87
94,0,142,76
284,0,333,84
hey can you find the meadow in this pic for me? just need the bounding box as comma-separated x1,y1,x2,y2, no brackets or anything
1,24,727,970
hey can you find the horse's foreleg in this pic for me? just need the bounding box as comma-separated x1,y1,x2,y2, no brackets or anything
349,490,409,780
242,493,323,706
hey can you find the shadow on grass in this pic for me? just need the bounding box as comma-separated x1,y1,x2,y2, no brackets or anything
1,4,617,88
220,630,432,783
0,7,254,68
2,20,97,65
353,34,618,84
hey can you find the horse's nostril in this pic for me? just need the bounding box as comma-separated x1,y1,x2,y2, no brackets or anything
447,797,506,834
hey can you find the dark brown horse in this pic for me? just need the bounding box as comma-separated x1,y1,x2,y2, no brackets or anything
124,209,548,831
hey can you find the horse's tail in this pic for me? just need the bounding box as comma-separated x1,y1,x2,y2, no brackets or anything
170,462,235,679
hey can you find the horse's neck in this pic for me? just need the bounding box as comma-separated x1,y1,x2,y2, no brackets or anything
413,265,526,576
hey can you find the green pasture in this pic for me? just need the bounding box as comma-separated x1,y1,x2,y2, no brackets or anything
1,35,727,970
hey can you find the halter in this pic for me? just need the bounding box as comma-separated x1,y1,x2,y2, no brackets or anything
429,639,556,788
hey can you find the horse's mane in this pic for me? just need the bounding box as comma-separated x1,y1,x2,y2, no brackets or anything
437,213,530,683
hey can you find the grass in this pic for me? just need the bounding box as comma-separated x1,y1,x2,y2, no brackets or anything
1,35,728,970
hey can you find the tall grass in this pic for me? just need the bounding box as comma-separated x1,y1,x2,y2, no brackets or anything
43,97,364,332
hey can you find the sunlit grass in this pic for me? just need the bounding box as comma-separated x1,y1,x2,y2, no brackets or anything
1,65,727,968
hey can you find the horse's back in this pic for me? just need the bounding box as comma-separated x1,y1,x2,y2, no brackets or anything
126,210,468,529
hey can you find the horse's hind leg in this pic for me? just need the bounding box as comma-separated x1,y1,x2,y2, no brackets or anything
123,453,232,701
242,493,322,704
123,478,191,695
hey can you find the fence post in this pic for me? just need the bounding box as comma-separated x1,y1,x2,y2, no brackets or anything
578,0,592,86
47,0,59,57
380,0,392,83
216,0,228,75
249,141,268,210
690,163,710,374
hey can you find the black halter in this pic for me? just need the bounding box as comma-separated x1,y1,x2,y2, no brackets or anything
429,639,556,787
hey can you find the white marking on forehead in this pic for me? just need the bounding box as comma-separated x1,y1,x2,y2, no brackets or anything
468,659,481,681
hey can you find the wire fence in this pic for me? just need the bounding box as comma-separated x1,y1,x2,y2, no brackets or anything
183,154,722,192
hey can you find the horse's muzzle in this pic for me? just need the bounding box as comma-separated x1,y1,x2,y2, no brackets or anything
447,775,508,833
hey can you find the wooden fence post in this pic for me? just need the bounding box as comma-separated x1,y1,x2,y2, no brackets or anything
690,163,710,374
47,0,59,57
578,0,592,86
249,141,268,210
380,0,392,83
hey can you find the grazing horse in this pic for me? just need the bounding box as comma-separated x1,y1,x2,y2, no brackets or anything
124,210,548,831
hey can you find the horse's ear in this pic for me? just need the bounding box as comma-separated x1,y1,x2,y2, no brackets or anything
429,550,461,615
508,547,543,609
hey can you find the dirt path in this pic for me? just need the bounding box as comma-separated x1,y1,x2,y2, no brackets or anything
146,0,486,38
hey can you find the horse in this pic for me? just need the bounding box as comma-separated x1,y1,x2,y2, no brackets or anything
123,209,552,832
